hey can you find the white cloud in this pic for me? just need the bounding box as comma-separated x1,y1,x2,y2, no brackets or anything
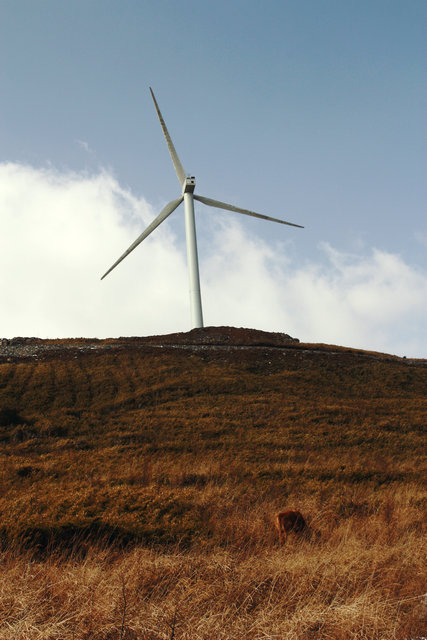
1,162,426,357
76,139,93,154
282,246,427,356
0,163,188,338
201,221,427,356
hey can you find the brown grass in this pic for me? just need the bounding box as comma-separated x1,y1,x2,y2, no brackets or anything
0,508,425,639
0,331,426,638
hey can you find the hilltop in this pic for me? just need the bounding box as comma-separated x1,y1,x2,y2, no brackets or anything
1,325,423,363
0,326,300,361
0,327,425,638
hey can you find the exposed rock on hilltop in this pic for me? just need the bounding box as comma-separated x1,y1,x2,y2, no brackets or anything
0,327,299,362
145,326,299,347
1,328,426,365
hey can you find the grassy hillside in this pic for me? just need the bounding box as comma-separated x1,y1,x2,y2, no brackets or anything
0,327,425,638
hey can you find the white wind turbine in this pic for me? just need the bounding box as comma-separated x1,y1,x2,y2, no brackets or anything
101,88,304,328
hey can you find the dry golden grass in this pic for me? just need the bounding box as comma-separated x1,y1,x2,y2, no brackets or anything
0,506,425,639
0,331,426,638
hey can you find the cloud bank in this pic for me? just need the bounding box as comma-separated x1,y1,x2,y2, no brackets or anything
1,163,426,357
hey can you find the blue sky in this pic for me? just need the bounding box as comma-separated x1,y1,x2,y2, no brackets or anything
1,1,426,355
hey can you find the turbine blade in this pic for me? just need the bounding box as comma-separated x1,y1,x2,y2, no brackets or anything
101,196,184,280
150,88,186,187
193,195,304,228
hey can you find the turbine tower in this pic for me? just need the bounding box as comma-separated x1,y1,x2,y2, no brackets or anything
101,88,304,328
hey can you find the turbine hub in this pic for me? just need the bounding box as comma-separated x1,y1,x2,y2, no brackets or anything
182,176,196,194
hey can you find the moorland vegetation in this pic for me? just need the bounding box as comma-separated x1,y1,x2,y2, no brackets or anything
0,328,425,639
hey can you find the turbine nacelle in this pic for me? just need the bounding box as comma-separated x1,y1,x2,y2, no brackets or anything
101,88,304,329
182,176,196,194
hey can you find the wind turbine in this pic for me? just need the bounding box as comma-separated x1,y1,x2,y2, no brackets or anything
101,88,304,328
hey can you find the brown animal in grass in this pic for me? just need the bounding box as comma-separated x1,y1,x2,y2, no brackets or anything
275,509,307,545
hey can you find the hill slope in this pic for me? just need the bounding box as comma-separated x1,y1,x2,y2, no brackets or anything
0,327,426,639
0,326,425,547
